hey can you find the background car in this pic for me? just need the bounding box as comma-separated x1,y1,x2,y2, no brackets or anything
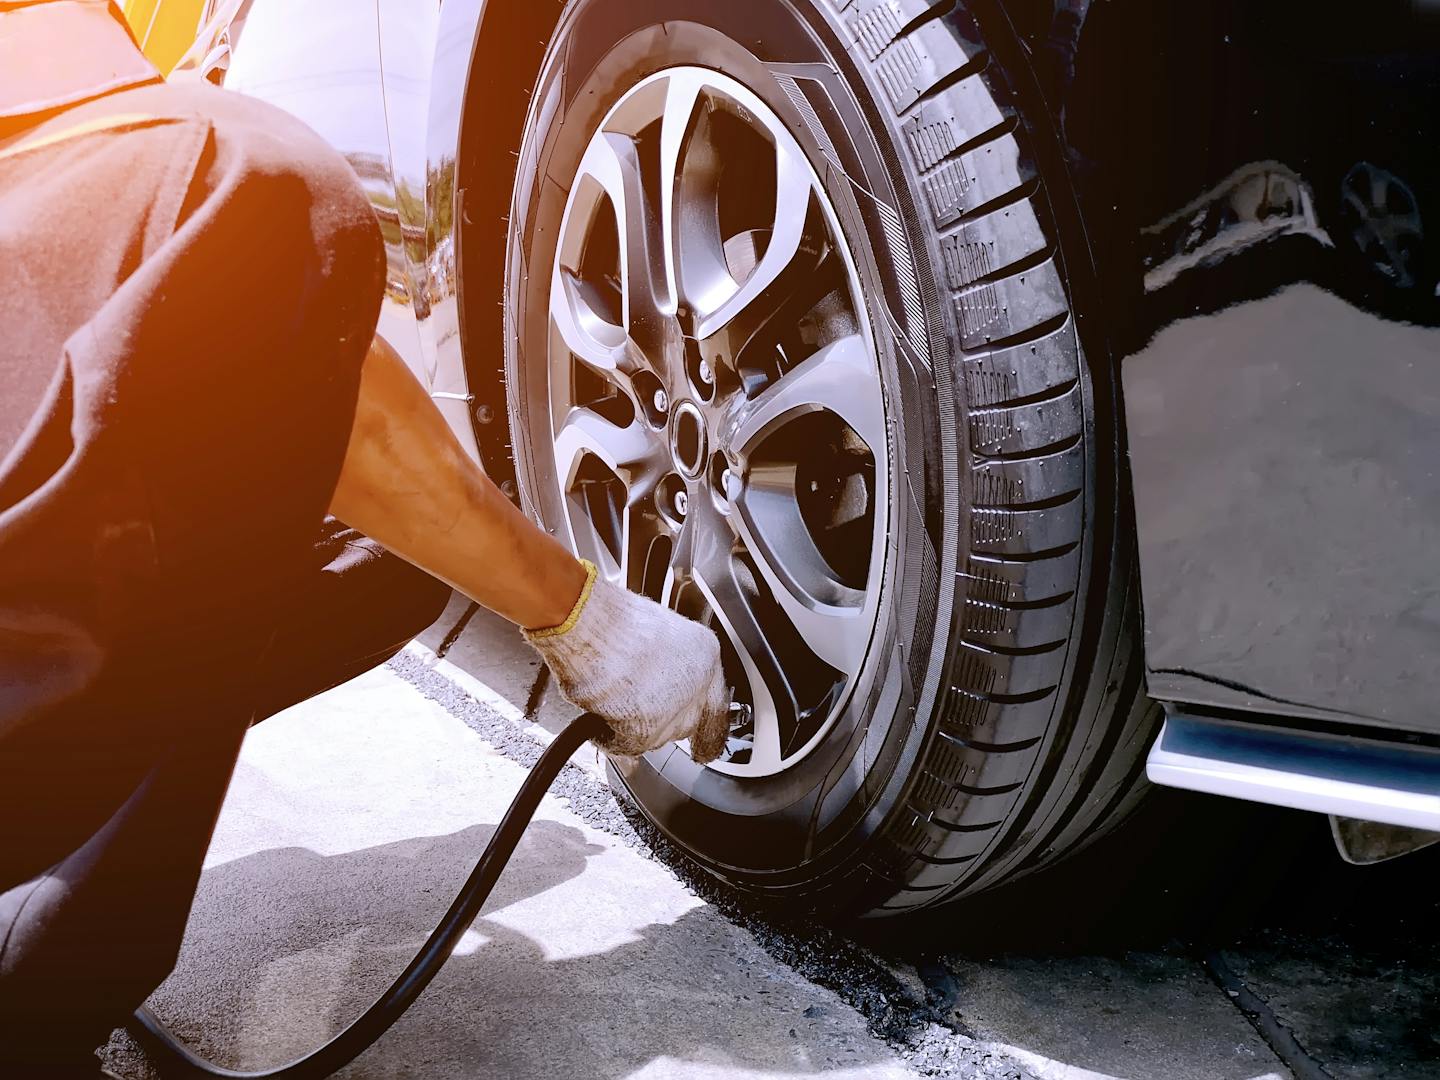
131,0,1440,916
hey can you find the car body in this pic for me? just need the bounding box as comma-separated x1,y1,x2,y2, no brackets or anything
130,0,1439,900
1066,2,1440,846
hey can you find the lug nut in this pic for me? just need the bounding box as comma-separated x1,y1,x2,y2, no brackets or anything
653,388,669,414
673,489,689,518
697,358,714,385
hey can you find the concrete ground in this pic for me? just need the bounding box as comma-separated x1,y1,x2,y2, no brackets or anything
105,597,1440,1080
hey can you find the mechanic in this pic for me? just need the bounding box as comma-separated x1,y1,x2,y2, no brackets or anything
0,2,731,1074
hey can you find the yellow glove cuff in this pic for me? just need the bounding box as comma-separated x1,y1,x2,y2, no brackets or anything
527,558,598,640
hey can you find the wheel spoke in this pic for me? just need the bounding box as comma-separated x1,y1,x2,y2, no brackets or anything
553,406,666,590
620,505,671,597
717,232,834,375
567,494,668,593
746,703,784,772
552,406,657,489
722,335,881,676
657,69,729,319
694,135,815,340
569,131,669,341
550,266,630,378
728,502,869,674
722,334,886,459
686,530,795,772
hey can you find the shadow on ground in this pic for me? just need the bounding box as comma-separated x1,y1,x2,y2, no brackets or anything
859,787,1440,954
129,819,903,1079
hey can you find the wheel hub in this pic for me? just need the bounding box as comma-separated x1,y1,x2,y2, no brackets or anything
670,401,708,479
541,67,889,776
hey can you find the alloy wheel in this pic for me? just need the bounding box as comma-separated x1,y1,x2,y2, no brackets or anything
541,67,890,777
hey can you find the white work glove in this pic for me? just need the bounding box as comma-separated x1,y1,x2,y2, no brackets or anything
524,560,732,763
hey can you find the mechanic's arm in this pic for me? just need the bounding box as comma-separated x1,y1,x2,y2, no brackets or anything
329,335,730,762
330,335,584,630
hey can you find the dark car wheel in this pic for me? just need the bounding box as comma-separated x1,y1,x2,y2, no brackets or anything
502,0,1157,916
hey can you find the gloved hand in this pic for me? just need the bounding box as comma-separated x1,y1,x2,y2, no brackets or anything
524,560,732,763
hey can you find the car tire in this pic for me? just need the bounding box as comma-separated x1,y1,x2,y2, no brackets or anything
501,0,1157,916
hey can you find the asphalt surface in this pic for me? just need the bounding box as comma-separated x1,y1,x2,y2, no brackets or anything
104,597,1440,1079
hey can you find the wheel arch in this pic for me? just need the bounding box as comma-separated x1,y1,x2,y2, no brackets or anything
450,0,569,496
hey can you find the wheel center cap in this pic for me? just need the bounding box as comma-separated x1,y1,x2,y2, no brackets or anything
670,401,708,479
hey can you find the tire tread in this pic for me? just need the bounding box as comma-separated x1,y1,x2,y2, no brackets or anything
842,0,1156,912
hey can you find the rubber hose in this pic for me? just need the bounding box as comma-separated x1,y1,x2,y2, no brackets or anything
129,711,610,1079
